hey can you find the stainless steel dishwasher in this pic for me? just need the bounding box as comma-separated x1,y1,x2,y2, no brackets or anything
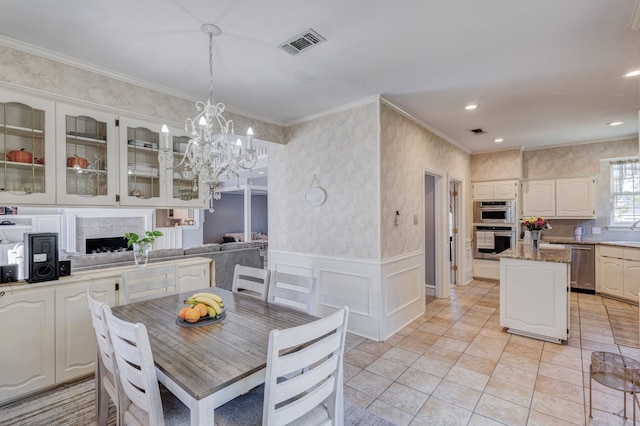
570,244,595,294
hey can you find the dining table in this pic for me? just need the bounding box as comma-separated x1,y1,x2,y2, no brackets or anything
110,287,318,426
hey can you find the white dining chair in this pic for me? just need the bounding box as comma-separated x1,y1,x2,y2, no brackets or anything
232,264,270,301
87,290,123,426
268,271,317,314
121,264,179,304
215,306,350,426
103,306,190,426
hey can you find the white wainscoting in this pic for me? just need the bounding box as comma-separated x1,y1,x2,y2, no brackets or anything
269,249,424,342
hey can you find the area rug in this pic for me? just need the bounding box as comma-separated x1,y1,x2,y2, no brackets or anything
0,376,395,425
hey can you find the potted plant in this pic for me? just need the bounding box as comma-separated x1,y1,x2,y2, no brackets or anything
124,230,164,267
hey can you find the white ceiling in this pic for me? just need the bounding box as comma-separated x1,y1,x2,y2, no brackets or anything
1,0,639,153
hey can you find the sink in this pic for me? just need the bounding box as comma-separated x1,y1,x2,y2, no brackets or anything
603,241,640,247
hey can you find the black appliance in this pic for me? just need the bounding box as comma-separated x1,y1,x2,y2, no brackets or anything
474,225,516,260
473,200,515,224
58,260,71,277
0,264,18,283
24,232,59,283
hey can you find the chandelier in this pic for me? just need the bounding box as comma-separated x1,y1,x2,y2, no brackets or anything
159,23,257,212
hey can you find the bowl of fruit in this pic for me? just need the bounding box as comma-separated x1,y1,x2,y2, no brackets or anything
177,292,225,327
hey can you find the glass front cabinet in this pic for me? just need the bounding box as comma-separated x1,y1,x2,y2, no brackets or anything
55,104,117,205
0,92,56,204
166,124,206,208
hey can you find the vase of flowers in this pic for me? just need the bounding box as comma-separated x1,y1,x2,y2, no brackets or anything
124,230,164,267
520,217,551,253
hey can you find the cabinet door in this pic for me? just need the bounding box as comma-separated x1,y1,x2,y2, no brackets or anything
179,261,211,293
0,287,55,403
522,180,555,217
119,117,166,207
55,278,117,382
599,256,624,297
472,182,493,200
493,180,517,199
56,103,118,206
0,90,56,204
623,260,640,302
555,177,595,218
165,127,206,208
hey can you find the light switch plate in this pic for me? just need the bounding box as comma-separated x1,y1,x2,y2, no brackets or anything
592,227,601,234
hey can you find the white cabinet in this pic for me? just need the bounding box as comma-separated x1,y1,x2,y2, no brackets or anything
0,287,55,403
555,177,595,217
522,177,595,218
178,261,212,293
597,246,640,302
521,180,555,217
54,278,117,382
55,103,118,206
0,90,56,205
500,257,569,342
472,180,517,200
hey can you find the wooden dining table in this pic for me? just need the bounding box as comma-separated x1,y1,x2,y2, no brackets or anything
111,287,318,426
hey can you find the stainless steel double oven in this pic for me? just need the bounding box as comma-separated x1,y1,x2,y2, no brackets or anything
473,200,516,260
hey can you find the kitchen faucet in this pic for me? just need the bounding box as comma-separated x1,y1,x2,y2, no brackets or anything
631,219,640,230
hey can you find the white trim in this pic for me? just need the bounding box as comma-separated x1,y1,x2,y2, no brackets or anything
269,249,380,266
423,166,448,299
380,97,471,154
449,173,466,290
284,95,381,127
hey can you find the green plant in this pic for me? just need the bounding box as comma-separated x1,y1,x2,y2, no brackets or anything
124,230,164,247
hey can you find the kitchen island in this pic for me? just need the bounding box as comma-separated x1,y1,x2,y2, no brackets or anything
499,243,571,344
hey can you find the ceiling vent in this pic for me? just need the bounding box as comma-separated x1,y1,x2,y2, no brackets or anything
469,128,487,135
279,28,326,56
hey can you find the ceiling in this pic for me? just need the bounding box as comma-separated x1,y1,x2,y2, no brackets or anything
1,0,639,153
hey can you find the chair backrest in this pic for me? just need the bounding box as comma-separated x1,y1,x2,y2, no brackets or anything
268,271,317,314
103,307,165,426
86,290,122,425
121,264,179,304
263,307,349,425
232,264,270,301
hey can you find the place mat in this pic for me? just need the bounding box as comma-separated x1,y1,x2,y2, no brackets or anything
176,312,226,328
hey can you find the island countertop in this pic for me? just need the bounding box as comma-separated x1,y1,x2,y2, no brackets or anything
500,243,571,263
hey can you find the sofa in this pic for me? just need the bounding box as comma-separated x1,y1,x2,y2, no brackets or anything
66,242,263,290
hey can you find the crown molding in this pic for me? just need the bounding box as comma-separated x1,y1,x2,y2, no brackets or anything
630,0,640,30
283,95,381,126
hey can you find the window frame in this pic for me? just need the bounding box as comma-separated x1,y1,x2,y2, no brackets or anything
610,159,640,226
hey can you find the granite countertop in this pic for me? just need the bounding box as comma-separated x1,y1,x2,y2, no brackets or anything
541,236,640,249
500,243,571,263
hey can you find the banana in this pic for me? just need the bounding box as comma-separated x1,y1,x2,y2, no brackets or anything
191,292,223,303
186,294,224,308
205,305,217,317
186,296,223,316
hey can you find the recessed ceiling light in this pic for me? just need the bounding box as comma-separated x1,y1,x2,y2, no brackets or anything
607,121,624,126
624,70,640,78
494,138,504,143
465,104,478,110
258,171,265,174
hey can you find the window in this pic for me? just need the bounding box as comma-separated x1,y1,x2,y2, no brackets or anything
611,159,640,225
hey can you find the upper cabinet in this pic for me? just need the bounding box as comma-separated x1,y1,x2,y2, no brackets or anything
119,116,164,207
522,177,595,218
165,125,206,208
0,91,56,204
55,103,118,205
472,180,518,200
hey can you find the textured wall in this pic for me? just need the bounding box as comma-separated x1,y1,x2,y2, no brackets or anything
470,149,521,181
269,102,379,259
380,104,471,259
0,44,285,144
523,138,637,178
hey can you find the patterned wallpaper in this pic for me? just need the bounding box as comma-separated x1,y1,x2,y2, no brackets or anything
269,102,380,259
0,45,285,144
380,104,471,259
470,149,521,181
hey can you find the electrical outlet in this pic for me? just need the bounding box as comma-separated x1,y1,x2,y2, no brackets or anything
413,214,418,225
592,227,601,234
323,292,329,303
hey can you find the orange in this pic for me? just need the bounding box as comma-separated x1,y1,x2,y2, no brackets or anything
184,307,201,323
193,303,208,317
178,307,190,319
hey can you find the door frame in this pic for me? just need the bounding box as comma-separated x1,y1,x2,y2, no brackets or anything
449,174,466,290
423,166,448,299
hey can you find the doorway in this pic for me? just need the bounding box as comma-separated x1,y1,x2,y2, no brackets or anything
449,181,459,285
424,174,436,294
424,168,448,298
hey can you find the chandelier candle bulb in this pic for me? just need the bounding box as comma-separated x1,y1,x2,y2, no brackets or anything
247,127,253,149
161,124,170,150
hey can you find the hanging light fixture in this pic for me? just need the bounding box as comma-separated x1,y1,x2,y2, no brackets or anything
159,23,257,212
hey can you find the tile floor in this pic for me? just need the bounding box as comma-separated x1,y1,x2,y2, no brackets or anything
342,279,640,425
